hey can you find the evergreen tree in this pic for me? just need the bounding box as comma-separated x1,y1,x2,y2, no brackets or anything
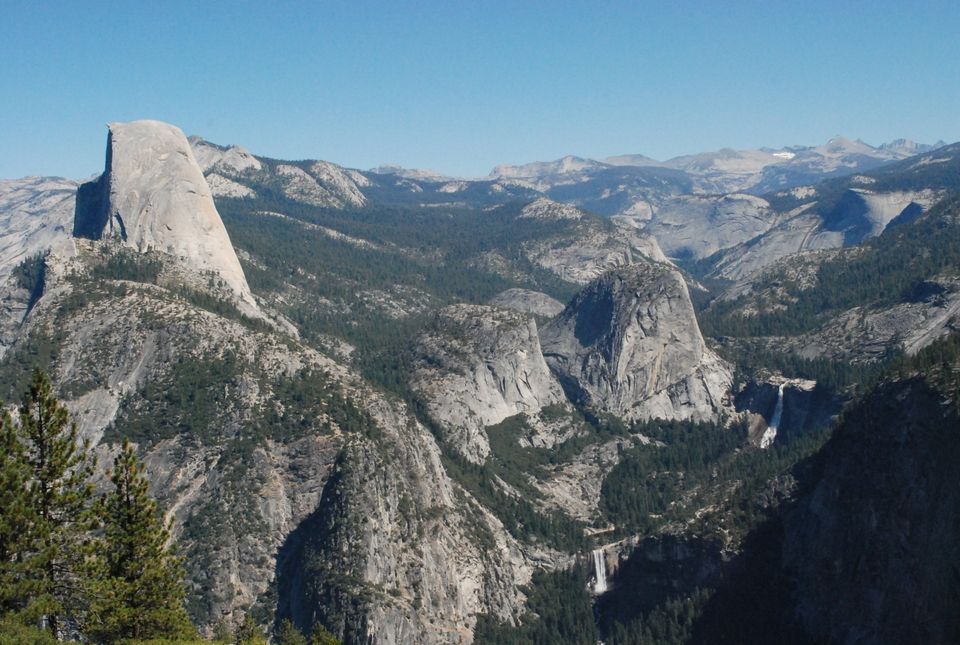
0,411,32,613
17,369,96,635
310,623,341,645
276,618,307,645
86,439,193,643
0,612,58,645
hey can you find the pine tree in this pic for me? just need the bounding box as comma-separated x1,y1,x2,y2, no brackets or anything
86,438,193,644
17,369,96,635
310,623,341,645
275,618,307,645
0,411,32,613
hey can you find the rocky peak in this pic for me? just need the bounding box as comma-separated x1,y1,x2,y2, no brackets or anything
540,262,732,421
878,138,946,157
188,136,263,174
74,120,257,310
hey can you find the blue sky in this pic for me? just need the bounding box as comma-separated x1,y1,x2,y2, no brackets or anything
3,1,959,178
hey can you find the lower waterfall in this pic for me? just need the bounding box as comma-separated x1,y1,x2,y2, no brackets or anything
593,549,608,594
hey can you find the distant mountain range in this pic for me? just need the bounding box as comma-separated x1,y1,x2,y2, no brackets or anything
296,136,944,224
488,136,947,194
181,133,956,286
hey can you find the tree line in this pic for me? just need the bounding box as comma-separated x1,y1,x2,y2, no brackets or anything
0,370,190,643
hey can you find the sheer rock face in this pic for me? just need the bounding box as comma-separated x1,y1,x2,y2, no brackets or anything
409,304,566,463
74,120,257,310
540,263,732,422
278,399,531,645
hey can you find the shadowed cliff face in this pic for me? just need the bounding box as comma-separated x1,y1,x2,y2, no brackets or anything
73,131,112,240
781,375,960,643
688,369,960,644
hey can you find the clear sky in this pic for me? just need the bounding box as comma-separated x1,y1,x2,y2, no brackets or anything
3,1,959,179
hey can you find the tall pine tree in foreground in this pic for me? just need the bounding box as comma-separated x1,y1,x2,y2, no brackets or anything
0,410,31,614
86,438,194,643
18,369,96,635
0,370,196,642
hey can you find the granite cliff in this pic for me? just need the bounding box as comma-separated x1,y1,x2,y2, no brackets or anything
74,120,257,311
541,263,732,422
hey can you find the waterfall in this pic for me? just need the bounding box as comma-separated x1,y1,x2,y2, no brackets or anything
592,549,607,594
760,383,786,449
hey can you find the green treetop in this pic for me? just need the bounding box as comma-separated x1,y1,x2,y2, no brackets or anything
18,369,96,635
0,411,31,614
86,438,194,644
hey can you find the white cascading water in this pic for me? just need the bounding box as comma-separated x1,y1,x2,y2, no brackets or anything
760,383,786,449
593,549,608,594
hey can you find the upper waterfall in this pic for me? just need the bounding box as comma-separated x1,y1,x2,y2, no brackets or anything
760,382,787,449
593,549,608,594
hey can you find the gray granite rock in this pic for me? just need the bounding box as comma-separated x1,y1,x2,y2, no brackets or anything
75,120,257,311
541,262,732,422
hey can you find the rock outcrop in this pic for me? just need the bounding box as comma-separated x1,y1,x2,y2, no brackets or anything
5,206,531,641
74,120,257,310
189,137,370,208
762,277,960,362
277,398,531,645
518,197,585,221
488,288,565,318
708,187,944,285
512,199,669,285
189,137,263,175
409,304,566,462
540,263,732,422
523,224,668,285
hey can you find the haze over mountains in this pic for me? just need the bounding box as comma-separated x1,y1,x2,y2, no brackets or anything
1,119,959,644
480,136,945,190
